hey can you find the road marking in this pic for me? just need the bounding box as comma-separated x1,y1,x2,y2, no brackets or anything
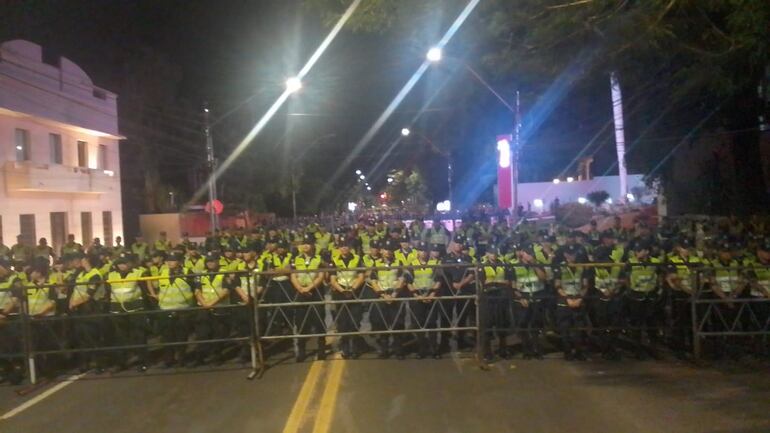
0,373,86,420
281,362,325,433
311,360,345,433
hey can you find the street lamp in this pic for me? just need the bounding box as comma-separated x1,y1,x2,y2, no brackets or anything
426,47,442,63
401,128,411,137
355,169,362,175
286,76,302,94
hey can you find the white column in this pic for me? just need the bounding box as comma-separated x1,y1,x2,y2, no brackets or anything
610,71,628,201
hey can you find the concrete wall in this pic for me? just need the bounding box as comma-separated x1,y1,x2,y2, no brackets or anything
139,214,181,246
517,175,647,213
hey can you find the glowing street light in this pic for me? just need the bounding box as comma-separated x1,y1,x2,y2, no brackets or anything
552,179,560,184
567,177,575,183
387,177,394,183
366,186,372,191
286,76,302,94
426,47,442,63
355,169,362,175
359,174,366,180
401,128,411,137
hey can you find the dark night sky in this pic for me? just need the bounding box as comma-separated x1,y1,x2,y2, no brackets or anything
0,0,620,209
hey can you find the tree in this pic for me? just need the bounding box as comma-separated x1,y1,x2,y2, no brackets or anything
586,190,610,207
307,0,770,214
384,168,432,212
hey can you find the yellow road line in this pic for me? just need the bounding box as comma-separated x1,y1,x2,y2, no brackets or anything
311,361,346,433
281,361,326,433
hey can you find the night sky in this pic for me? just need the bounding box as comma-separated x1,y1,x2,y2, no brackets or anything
0,0,621,212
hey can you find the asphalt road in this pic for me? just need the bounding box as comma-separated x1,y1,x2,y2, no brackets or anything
2,355,769,433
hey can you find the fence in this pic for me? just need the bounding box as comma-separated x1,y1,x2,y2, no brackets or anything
2,262,769,384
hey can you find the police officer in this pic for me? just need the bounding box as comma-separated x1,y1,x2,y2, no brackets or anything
623,242,663,359
0,258,23,384
511,244,548,359
479,245,513,361
153,231,172,254
370,240,402,358
664,238,702,358
554,244,588,360
107,253,148,372
402,242,442,358
707,241,745,356
26,260,58,377
193,252,233,366
329,236,365,358
744,238,770,355
395,236,417,265
156,253,195,367
131,235,149,263
589,245,625,360
441,237,476,352
69,254,107,372
263,240,293,335
185,244,206,274
290,234,326,362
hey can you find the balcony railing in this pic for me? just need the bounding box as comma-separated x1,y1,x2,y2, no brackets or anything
3,161,118,194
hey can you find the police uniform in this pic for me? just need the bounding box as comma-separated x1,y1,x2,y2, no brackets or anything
554,244,588,360
156,254,195,367
193,252,234,366
622,242,663,359
664,239,702,357
291,234,326,361
262,241,293,335
329,236,365,358
589,246,625,360
0,261,24,384
441,236,476,351
69,256,107,372
479,246,513,361
401,243,442,358
511,244,548,359
370,243,401,358
107,254,148,371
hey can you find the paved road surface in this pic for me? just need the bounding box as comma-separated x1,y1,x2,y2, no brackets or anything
2,355,769,433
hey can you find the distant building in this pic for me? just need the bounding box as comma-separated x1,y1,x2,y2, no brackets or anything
0,40,123,253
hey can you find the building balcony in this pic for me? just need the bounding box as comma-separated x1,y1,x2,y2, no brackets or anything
3,161,118,194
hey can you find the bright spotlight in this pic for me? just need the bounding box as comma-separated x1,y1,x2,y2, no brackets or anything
380,193,387,199
426,47,442,62
355,169,362,175
347,202,357,212
387,178,394,183
607,198,613,204
626,193,635,202
552,179,560,184
401,128,411,137
436,200,452,212
366,186,372,191
567,177,574,183
359,174,366,180
16,145,23,150
497,139,511,168
286,76,302,93
578,197,587,205
533,199,544,208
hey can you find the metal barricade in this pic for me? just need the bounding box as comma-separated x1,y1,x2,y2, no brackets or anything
255,263,483,365
10,270,262,384
691,266,770,360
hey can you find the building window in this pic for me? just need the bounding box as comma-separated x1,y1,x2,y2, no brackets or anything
98,144,108,170
102,211,113,247
49,133,63,164
15,128,31,161
77,140,88,168
19,214,36,247
81,212,92,245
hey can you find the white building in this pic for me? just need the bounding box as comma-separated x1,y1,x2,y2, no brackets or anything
0,40,123,253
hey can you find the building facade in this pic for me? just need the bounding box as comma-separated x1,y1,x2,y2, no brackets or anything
0,39,123,253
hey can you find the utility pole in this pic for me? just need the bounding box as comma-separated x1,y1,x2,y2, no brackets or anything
512,90,521,224
203,103,219,230
447,154,453,206
610,72,628,203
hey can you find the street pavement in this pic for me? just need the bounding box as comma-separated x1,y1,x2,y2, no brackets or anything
1,355,769,433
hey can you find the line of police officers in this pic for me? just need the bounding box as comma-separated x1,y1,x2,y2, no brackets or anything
2,220,769,384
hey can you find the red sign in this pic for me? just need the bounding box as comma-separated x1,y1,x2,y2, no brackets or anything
204,199,224,215
497,135,513,209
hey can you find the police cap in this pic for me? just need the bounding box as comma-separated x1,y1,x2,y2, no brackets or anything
301,233,315,245
276,239,289,249
151,250,166,259
415,241,428,251
205,251,220,262
369,239,382,249
382,238,398,251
